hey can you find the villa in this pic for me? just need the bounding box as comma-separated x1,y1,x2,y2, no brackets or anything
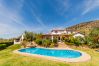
14,29,84,44
42,29,84,42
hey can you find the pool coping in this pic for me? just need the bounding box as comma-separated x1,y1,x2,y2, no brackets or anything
13,47,91,62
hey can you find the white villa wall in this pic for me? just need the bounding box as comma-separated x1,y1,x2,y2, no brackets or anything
14,34,24,44
67,31,71,34
51,30,75,35
14,40,21,44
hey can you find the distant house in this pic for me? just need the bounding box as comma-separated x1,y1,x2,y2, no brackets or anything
14,34,24,44
73,33,84,38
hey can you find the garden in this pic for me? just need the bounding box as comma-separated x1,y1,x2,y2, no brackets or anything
21,27,99,49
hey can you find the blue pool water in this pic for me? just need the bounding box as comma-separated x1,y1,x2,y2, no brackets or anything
19,48,82,58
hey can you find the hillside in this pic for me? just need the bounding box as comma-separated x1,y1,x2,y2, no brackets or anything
66,20,99,35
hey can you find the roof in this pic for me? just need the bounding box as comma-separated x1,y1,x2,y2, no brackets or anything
51,29,65,32
51,29,76,32
42,34,70,36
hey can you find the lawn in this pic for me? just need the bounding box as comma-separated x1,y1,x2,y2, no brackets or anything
0,45,99,66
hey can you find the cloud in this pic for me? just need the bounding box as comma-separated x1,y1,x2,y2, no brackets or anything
82,0,99,15
48,0,70,16
56,0,70,15
0,0,27,38
24,1,47,29
0,0,49,38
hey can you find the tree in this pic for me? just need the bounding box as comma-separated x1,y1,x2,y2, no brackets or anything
89,27,99,37
24,31,36,44
35,33,43,39
88,27,99,48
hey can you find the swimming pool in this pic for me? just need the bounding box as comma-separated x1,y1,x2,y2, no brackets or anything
19,48,82,58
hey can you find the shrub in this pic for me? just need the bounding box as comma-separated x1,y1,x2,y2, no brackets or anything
87,36,99,48
35,39,42,45
21,41,27,48
69,37,75,43
84,37,90,44
53,38,58,44
73,38,81,46
49,43,55,48
64,38,70,42
67,37,84,46
87,27,99,48
64,37,74,45
43,39,51,47
73,37,85,46
65,42,74,45
89,27,99,37
0,44,6,49
0,42,13,47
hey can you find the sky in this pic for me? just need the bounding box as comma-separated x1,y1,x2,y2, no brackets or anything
0,0,99,38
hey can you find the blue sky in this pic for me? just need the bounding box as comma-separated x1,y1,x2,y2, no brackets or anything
0,0,99,38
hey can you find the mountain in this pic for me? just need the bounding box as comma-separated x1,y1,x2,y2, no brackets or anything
66,20,99,35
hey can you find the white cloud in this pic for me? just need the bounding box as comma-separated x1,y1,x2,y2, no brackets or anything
48,0,70,16
82,0,99,15
0,0,26,26
56,0,70,15
24,1,47,29
0,0,27,38
0,0,49,39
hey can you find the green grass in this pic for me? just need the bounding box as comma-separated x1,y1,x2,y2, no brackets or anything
68,47,99,66
0,45,99,66
0,45,69,66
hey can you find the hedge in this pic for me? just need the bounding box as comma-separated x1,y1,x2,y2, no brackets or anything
0,44,6,49
0,42,13,47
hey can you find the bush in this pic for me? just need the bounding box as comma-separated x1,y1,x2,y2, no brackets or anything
65,42,74,45
53,38,58,44
49,43,55,48
73,37,85,46
43,39,51,47
69,37,75,43
84,37,90,44
21,41,27,48
0,41,13,47
0,44,6,49
64,38,70,42
87,27,99,48
73,38,81,46
35,39,42,45
87,36,99,48
66,37,84,46
64,37,74,45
